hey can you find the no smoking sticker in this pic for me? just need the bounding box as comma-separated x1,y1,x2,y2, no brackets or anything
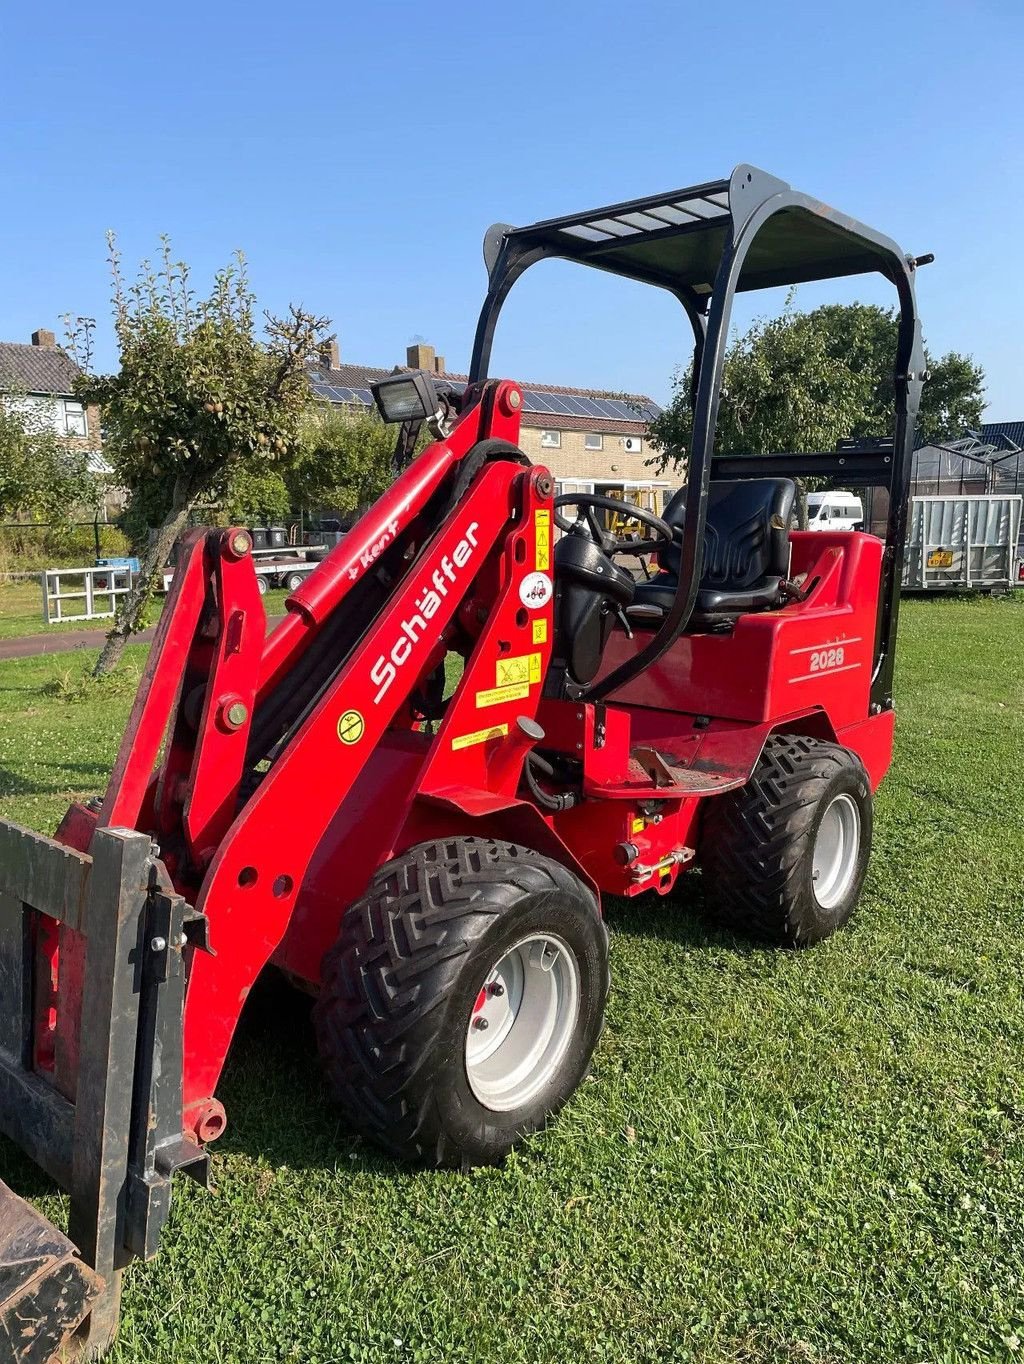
337,709,365,744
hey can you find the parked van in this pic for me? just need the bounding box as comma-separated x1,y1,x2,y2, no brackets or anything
806,490,864,530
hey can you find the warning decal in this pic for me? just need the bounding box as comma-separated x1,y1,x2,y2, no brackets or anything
532,619,547,645
495,652,542,687
535,510,550,571
451,723,509,751
337,710,365,744
476,682,530,709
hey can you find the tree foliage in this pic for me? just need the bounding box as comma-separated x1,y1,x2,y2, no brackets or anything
73,237,329,674
223,467,292,525
646,301,986,470
0,388,94,522
286,403,397,518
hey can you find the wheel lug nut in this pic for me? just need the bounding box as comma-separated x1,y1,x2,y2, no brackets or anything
473,1017,489,1031
488,982,505,997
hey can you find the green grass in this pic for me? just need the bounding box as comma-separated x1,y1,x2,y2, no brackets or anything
1,595,1023,1362
0,580,289,640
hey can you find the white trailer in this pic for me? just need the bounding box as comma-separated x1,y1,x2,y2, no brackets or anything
902,494,1022,592
160,544,329,595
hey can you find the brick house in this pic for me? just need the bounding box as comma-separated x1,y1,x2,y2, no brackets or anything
0,329,116,510
0,330,101,448
311,340,672,518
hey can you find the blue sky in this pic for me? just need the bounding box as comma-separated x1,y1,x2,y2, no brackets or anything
1,0,1020,418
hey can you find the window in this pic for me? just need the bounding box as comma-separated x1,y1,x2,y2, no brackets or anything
539,430,561,449
64,400,87,438
584,433,603,451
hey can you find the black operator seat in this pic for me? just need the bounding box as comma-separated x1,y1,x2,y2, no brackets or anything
631,477,796,622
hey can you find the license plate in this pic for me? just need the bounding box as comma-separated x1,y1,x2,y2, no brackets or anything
927,549,954,568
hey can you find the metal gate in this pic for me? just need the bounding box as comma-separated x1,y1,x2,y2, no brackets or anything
903,495,1023,591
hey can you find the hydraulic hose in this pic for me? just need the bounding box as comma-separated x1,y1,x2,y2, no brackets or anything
524,750,579,812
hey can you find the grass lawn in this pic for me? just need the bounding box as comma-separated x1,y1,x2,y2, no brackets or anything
1,594,1023,1362
0,578,289,640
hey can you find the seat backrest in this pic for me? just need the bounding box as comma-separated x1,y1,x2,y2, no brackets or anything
659,478,796,590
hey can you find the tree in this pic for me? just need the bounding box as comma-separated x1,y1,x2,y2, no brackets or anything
286,403,397,518
74,237,329,675
222,467,292,525
0,387,94,522
647,300,985,469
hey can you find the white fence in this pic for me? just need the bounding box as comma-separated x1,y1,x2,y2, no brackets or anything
41,565,133,624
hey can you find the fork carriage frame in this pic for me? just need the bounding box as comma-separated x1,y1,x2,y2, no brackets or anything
0,823,207,1359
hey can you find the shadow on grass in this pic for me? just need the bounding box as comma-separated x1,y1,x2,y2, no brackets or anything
0,761,112,799
602,867,767,957
216,873,768,1177
214,971,398,1177
0,874,779,1197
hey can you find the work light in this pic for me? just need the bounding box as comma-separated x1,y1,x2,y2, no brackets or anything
371,370,439,424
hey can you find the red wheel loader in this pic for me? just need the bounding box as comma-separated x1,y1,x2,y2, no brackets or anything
0,165,928,1359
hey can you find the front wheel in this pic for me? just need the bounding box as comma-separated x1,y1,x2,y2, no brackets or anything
314,837,609,1168
700,735,873,947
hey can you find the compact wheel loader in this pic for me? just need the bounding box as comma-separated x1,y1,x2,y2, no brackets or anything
0,164,928,1359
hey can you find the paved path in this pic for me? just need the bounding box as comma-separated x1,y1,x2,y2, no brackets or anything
0,616,285,662
0,626,158,661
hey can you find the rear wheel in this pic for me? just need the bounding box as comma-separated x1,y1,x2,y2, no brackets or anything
700,735,872,947
314,837,609,1167
254,574,269,595
284,570,306,591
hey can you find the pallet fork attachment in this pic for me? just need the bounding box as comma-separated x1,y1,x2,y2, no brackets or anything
0,823,205,1360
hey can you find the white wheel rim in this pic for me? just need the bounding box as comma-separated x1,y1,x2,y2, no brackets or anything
465,934,581,1112
811,793,861,910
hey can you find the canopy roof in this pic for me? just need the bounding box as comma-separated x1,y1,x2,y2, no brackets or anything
488,166,911,296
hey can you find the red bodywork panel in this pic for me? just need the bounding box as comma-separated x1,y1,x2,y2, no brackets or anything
43,382,899,1145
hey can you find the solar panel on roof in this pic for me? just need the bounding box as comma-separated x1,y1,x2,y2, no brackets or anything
523,390,557,415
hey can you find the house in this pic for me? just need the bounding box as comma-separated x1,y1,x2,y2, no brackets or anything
0,330,99,447
310,340,671,518
0,328,120,515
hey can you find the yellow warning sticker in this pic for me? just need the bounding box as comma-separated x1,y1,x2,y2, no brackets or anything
337,709,365,744
631,816,646,835
495,652,542,687
532,619,547,645
476,682,530,709
451,723,509,751
535,510,551,571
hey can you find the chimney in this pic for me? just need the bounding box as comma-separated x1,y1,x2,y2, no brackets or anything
433,355,445,374
31,329,55,349
319,337,340,369
406,342,435,372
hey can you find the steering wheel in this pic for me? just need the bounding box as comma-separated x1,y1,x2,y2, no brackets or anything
553,493,674,556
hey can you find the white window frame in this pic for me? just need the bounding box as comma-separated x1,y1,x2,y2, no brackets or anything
584,433,603,451
64,399,88,438
539,429,561,449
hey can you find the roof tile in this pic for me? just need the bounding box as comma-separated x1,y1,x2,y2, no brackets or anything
0,341,81,396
